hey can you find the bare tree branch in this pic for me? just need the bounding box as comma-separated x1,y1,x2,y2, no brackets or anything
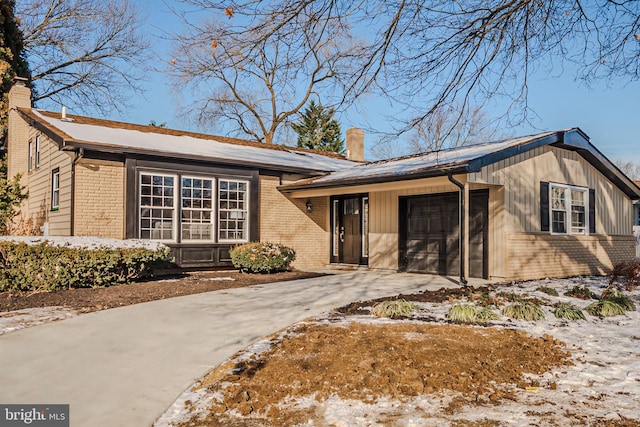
17,0,150,114
174,0,640,143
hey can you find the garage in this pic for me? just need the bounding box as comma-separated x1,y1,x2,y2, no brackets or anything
399,190,488,278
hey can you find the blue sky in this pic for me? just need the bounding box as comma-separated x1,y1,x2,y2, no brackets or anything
64,1,640,165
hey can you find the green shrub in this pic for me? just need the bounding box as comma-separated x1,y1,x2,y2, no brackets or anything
230,242,296,273
0,241,170,292
502,302,546,321
564,285,597,300
448,304,498,324
372,299,417,319
585,300,626,318
553,302,586,321
536,286,559,297
600,288,636,311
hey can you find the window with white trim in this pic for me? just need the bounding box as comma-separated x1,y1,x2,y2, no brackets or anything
51,168,60,210
35,135,41,168
28,141,33,172
218,179,248,242
550,183,589,235
139,173,176,241
181,177,214,241
138,172,250,243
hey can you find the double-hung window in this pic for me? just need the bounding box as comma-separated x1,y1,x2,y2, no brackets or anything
28,141,33,172
51,168,60,210
35,136,41,168
181,177,214,241
550,183,589,235
139,173,176,241
218,179,248,242
138,172,249,243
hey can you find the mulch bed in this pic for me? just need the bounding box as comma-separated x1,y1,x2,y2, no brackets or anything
0,270,324,313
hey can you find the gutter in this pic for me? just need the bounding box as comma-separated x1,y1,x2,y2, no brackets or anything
70,147,84,235
447,172,467,285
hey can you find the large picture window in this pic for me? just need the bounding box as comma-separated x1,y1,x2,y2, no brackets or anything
550,183,589,235
138,172,249,243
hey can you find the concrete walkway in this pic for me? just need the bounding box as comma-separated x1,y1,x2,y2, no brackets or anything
0,271,487,426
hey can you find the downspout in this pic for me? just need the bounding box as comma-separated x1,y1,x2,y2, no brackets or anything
447,172,467,285
70,148,84,236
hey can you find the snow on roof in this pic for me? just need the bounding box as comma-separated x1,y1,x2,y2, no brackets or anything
294,131,560,186
31,110,356,173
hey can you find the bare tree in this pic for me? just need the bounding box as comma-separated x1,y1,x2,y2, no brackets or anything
172,2,360,143
370,104,506,159
16,0,150,113
175,1,640,139
406,105,506,154
615,160,640,181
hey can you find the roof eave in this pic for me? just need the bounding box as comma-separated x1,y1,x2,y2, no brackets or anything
279,165,469,192
552,129,640,200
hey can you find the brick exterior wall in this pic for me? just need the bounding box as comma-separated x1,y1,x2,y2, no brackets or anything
74,159,125,238
259,176,328,269
7,84,31,187
507,233,635,280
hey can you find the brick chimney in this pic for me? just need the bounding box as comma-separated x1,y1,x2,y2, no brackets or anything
7,77,33,185
345,127,364,162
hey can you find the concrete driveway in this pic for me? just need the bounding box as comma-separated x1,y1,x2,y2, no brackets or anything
0,270,486,426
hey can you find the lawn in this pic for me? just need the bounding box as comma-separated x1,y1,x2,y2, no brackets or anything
156,276,640,427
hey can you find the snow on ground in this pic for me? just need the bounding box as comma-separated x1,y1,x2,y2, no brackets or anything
0,306,79,335
156,276,640,426
0,236,167,251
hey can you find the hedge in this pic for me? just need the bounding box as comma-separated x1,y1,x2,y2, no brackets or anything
230,242,296,273
0,241,171,292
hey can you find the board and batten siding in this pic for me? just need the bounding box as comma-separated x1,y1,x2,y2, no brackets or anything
24,129,74,236
469,145,635,279
468,145,633,235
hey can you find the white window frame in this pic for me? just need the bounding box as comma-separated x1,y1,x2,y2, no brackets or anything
51,168,60,210
549,183,589,235
28,140,33,172
217,179,250,243
180,175,215,242
35,135,41,168
139,172,178,242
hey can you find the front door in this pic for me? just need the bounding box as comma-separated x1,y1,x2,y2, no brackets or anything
331,195,368,265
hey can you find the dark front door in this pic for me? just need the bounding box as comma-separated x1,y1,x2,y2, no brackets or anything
399,190,489,278
331,195,368,265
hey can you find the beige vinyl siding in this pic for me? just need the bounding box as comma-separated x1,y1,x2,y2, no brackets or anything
25,129,73,235
469,145,633,235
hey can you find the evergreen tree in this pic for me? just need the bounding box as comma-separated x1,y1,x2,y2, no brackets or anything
0,0,31,135
291,100,344,153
